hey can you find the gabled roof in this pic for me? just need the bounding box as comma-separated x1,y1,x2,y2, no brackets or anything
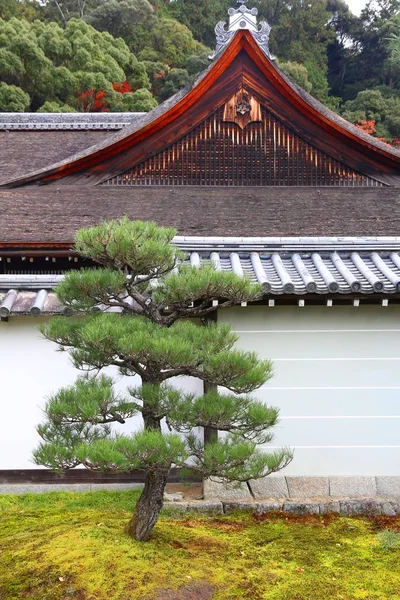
3,30,400,188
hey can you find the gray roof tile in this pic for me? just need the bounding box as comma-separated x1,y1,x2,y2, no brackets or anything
2,249,400,316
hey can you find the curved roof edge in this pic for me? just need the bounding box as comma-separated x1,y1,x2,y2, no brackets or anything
2,30,400,188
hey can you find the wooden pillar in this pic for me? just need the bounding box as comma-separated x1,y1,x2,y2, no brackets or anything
203,309,218,446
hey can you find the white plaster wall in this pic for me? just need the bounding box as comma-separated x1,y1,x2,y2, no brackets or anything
219,305,400,476
0,317,202,469
1,307,400,476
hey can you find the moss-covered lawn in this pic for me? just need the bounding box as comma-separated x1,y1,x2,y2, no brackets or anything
0,491,399,600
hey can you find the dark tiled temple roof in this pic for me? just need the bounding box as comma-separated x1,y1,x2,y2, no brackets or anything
0,131,110,185
1,187,400,245
2,246,400,316
0,112,145,185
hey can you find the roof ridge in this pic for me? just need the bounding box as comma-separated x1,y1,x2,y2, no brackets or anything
0,112,144,131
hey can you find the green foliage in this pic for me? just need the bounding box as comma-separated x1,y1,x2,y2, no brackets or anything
0,16,156,111
341,88,400,138
159,67,190,100
85,0,155,41
186,51,210,76
149,17,208,68
35,219,290,509
42,375,138,425
40,315,271,392
34,421,112,469
376,529,400,550
167,389,279,440
73,217,180,275
278,60,313,93
153,264,263,310
328,0,400,102
37,99,76,111
197,436,292,481
0,81,30,111
128,59,151,91
0,0,42,21
77,431,188,471
164,0,231,47
116,88,158,111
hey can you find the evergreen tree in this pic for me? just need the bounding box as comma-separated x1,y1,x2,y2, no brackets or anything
34,219,292,541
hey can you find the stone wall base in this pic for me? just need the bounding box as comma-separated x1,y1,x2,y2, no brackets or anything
203,476,400,500
164,498,400,517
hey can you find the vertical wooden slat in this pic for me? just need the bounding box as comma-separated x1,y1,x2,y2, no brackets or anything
103,103,384,187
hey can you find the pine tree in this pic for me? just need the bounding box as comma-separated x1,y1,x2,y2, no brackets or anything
34,219,292,541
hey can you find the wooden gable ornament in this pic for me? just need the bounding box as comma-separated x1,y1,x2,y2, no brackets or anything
222,88,262,129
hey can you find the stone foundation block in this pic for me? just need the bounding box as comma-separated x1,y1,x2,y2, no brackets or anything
162,502,189,514
319,501,340,515
339,499,381,516
256,501,282,514
330,477,376,497
376,477,400,496
187,501,223,514
381,502,397,517
286,476,329,498
164,492,184,502
223,501,258,514
203,479,251,500
249,477,289,499
283,502,320,515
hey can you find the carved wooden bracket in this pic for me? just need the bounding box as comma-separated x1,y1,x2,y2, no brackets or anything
222,88,262,129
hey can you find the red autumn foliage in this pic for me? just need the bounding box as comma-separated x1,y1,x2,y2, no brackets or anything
76,81,134,112
355,119,399,148
76,88,109,112
355,119,376,135
112,80,133,94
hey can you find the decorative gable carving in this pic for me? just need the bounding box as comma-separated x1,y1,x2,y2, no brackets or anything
222,88,262,129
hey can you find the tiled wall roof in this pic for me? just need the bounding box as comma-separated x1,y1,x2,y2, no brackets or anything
2,249,400,316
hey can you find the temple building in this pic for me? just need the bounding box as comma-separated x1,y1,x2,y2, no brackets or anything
0,3,400,496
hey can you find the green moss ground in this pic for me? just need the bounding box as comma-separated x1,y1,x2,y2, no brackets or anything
0,491,399,600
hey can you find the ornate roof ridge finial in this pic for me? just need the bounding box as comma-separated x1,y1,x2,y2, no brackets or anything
209,1,274,60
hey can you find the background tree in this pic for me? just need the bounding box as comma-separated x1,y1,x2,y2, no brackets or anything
34,219,292,541
278,60,313,93
85,0,156,50
0,81,30,111
0,17,156,111
341,88,400,139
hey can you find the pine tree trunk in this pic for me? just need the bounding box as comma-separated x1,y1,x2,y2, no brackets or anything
126,469,168,541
